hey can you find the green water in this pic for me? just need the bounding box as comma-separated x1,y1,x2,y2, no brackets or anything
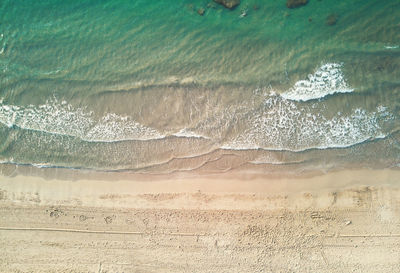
0,0,399,172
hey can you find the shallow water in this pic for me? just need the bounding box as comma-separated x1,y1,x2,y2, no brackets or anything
0,0,399,173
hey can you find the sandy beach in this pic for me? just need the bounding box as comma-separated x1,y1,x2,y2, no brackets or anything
1,1,399,272
1,168,400,272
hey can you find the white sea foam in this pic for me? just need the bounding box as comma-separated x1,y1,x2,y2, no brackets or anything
0,91,393,153
85,113,164,142
0,34,5,55
221,93,392,152
173,128,209,139
384,45,399,49
31,163,54,168
0,99,165,142
281,63,354,102
0,159,62,169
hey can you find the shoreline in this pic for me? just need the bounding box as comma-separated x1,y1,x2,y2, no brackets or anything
1,167,400,210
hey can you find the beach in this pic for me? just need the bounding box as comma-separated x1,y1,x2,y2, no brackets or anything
1,168,400,272
1,0,399,271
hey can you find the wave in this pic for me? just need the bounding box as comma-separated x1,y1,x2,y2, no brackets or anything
0,64,395,157
0,159,68,169
221,134,387,152
172,128,210,139
0,99,165,142
0,99,215,143
220,94,393,152
281,63,354,102
0,33,5,55
384,45,399,49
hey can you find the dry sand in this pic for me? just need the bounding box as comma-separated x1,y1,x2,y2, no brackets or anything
1,168,400,272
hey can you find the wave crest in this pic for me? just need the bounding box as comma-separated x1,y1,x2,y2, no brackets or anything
281,63,354,102
0,99,164,142
221,93,393,152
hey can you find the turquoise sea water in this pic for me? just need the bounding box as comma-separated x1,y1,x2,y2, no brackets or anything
0,0,399,173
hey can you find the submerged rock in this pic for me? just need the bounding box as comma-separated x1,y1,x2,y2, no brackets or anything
213,0,240,9
197,8,205,16
286,0,308,8
326,14,338,26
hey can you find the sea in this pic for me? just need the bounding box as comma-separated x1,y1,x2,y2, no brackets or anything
0,0,399,175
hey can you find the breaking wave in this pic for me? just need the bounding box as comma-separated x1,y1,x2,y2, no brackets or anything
0,99,165,142
221,93,393,152
0,76,394,154
281,63,354,102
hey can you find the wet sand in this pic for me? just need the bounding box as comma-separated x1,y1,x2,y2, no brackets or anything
1,169,400,272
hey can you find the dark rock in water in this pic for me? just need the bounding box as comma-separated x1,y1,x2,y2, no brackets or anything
213,0,240,9
197,8,205,16
326,14,338,26
286,0,308,8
